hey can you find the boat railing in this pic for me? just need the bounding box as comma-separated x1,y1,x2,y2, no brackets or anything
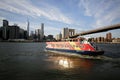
61,37,88,43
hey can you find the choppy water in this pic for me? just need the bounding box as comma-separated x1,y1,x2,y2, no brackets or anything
0,42,120,80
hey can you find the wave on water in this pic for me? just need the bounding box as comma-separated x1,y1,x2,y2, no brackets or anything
45,50,120,61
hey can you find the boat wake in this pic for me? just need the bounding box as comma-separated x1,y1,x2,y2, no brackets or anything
72,55,120,62
77,55,113,60
45,50,120,61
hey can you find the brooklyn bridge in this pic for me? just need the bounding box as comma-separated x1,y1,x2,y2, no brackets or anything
70,23,120,38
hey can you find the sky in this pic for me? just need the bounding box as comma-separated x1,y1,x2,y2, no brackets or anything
0,0,120,38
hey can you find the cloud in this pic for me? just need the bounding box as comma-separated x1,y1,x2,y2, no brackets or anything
79,0,120,27
0,0,72,24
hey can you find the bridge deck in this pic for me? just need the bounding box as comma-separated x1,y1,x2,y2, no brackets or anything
70,23,120,38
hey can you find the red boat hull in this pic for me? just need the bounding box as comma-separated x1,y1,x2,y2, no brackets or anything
46,48,104,56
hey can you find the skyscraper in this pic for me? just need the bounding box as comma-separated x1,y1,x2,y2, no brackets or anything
27,19,29,39
62,28,69,39
3,20,9,39
41,23,44,40
106,32,112,42
108,32,112,40
69,29,75,36
56,32,62,40
62,28,75,39
37,29,41,40
3,20,9,27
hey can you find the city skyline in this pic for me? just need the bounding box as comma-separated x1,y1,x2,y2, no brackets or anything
0,0,120,37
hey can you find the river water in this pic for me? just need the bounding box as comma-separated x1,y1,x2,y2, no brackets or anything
0,42,120,80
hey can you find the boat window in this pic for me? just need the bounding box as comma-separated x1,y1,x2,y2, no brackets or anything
51,44,55,47
76,45,78,47
65,45,67,47
73,45,75,47
78,45,84,48
67,45,69,47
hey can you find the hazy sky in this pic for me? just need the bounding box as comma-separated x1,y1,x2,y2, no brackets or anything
0,0,120,37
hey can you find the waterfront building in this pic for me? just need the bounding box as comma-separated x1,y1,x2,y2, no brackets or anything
23,30,28,39
0,27,2,39
69,29,75,37
93,37,105,43
55,34,59,40
46,35,54,41
56,32,62,40
0,27,6,39
37,29,41,41
101,37,105,43
106,32,112,42
62,28,69,39
41,23,44,40
19,29,27,39
112,38,120,43
3,20,9,27
97,37,100,43
90,38,95,42
34,29,40,41
27,19,30,39
62,28,75,39
34,23,44,41
0,20,28,40
2,26,7,39
29,31,34,40
2,20,9,39
9,25,20,39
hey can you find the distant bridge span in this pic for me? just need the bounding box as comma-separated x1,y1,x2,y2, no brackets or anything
70,23,120,38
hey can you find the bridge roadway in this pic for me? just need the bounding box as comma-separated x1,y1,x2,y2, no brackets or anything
69,23,120,38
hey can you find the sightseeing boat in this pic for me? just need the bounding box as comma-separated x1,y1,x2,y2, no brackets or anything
46,37,104,56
